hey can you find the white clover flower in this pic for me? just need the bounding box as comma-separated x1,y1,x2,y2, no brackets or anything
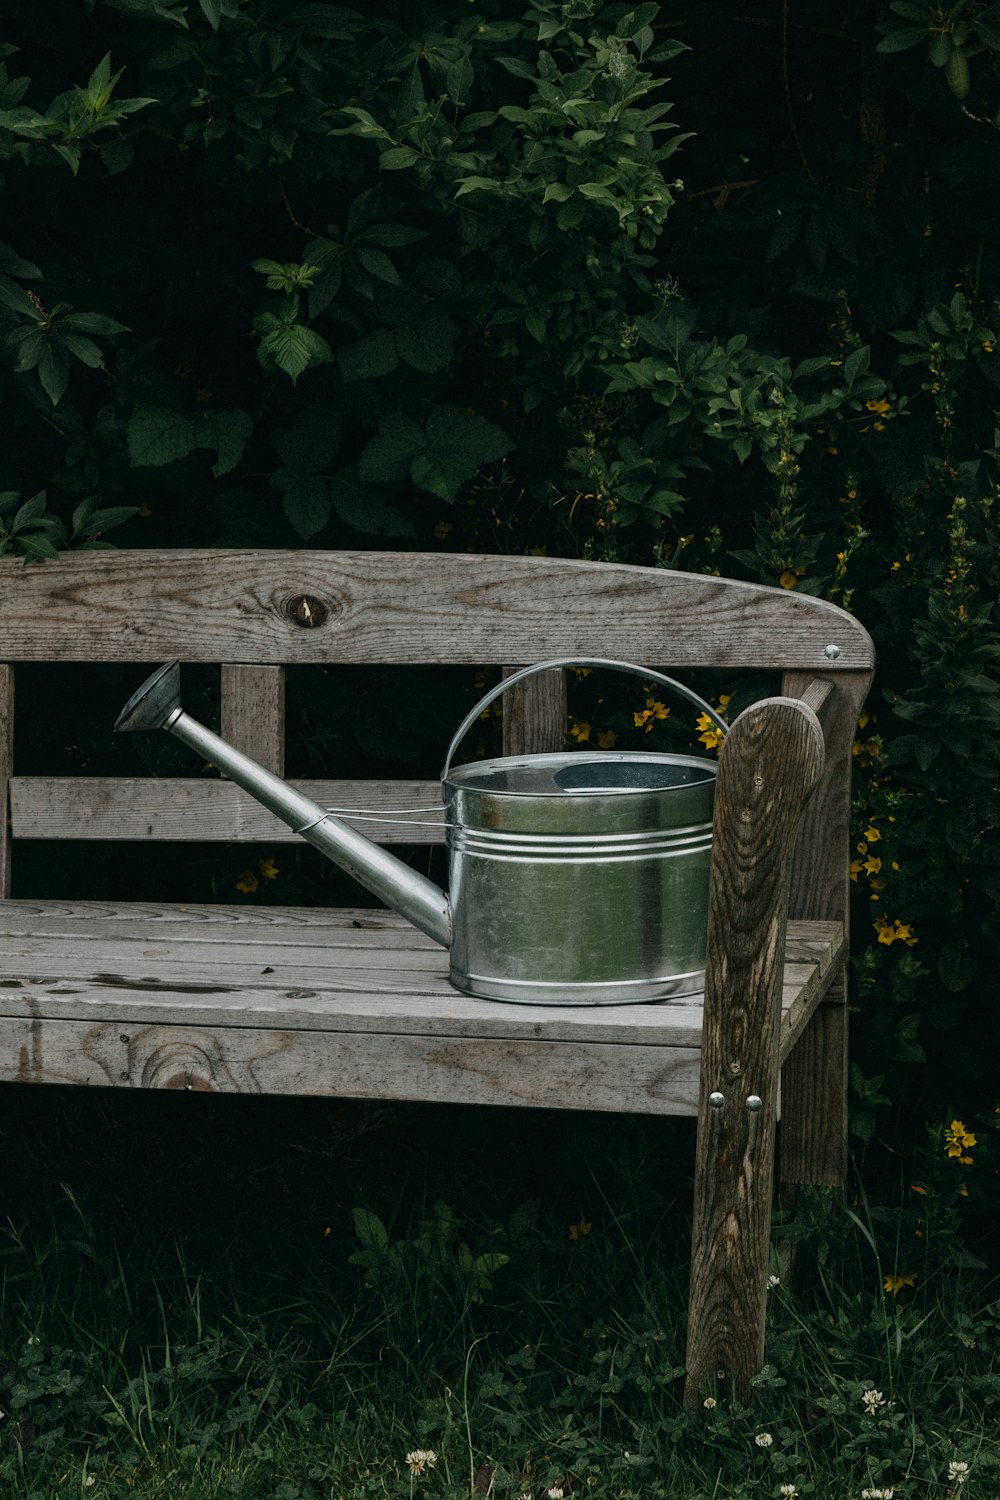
780,1485,798,1498
948,1460,971,1484
754,1431,774,1448
703,1395,717,1409
861,1490,894,1499
862,1388,885,1414
547,1489,564,1500
84,1479,95,1490
766,1274,781,1289
405,1450,438,1476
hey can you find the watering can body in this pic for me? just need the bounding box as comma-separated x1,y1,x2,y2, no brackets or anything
115,660,722,1006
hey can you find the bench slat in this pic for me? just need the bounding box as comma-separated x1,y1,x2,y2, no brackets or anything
10,778,446,843
0,1015,706,1114
0,551,874,669
0,899,842,1051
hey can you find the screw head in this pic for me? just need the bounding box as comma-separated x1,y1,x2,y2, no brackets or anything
824,643,842,660
708,1091,725,1110
746,1094,764,1112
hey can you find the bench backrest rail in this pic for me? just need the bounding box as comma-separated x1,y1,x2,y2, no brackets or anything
1,550,873,917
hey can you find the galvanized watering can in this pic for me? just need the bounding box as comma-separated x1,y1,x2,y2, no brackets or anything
115,659,727,1006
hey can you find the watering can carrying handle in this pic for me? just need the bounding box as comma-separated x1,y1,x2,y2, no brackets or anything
441,657,730,779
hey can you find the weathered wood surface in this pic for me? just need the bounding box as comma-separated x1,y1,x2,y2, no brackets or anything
10,778,447,843
221,664,285,775
684,696,825,1407
0,664,12,898
0,552,875,668
779,667,871,1189
502,665,567,757
778,969,850,1187
0,900,841,1061
0,1015,704,1114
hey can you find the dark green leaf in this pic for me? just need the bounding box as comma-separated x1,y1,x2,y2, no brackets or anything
127,407,195,467
409,405,512,502
358,413,425,483
192,408,254,477
272,404,343,473
272,467,331,539
338,329,398,381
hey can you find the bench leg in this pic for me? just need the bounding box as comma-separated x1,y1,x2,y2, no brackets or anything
684,1047,779,1407
682,695,825,1407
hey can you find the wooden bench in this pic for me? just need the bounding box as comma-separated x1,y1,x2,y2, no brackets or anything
0,549,873,1403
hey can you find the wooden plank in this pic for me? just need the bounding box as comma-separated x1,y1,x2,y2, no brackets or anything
684,695,825,1407
0,972,709,1047
0,664,12,898
0,552,875,669
779,969,850,1186
779,667,871,1190
501,665,567,756
0,1016,703,1114
10,777,446,843
221,664,285,776
0,900,841,1048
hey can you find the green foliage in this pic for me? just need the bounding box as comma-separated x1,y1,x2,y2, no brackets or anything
3,1093,1000,1497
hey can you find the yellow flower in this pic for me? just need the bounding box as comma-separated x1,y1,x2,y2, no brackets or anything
569,720,591,743
863,825,881,842
235,869,259,894
258,856,280,880
874,917,918,946
634,698,669,733
866,397,891,415
779,570,798,589
945,1120,976,1160
863,855,882,876
568,1220,593,1240
696,712,725,752
596,730,617,749
884,1272,917,1296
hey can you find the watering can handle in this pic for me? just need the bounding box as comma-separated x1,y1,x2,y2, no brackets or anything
441,657,729,779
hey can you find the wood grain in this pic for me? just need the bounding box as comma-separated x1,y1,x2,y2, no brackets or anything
0,1014,704,1113
502,665,567,756
684,696,825,1406
10,777,447,843
0,898,842,1056
0,665,11,898
221,665,285,776
779,667,871,1190
0,552,875,668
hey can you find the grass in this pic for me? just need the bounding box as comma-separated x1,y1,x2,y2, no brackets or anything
1,1085,998,1500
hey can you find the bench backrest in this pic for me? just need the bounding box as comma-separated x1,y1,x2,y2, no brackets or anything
0,549,873,922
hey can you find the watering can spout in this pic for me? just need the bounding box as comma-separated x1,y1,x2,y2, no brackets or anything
114,663,452,950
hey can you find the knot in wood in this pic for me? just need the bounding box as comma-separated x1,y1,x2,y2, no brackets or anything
285,593,333,629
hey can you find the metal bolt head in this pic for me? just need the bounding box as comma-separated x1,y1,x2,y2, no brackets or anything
745,1094,764,1112
823,643,842,660
708,1091,725,1110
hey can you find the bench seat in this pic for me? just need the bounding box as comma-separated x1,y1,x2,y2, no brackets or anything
0,900,843,1111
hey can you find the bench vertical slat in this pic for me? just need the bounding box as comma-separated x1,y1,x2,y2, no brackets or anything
779,668,869,1190
0,664,12,898
221,665,285,775
501,666,567,756
683,696,824,1407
